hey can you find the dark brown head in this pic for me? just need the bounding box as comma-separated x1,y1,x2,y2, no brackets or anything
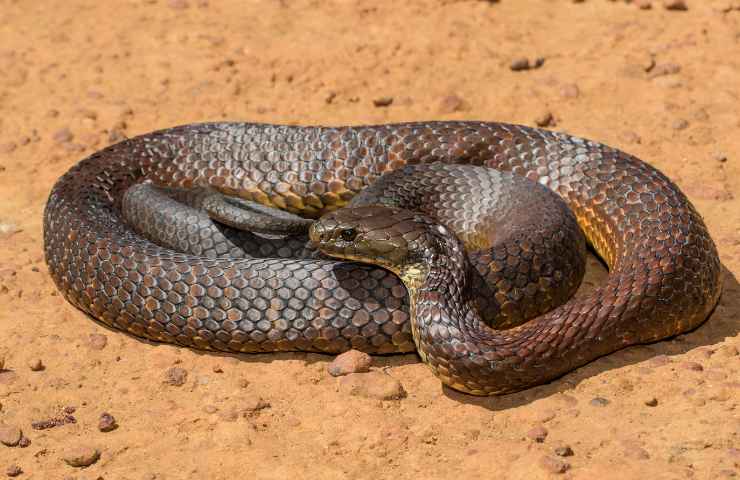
309,206,463,284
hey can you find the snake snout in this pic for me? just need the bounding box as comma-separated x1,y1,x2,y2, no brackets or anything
309,206,453,276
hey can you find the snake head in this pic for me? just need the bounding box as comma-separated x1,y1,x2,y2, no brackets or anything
309,206,462,280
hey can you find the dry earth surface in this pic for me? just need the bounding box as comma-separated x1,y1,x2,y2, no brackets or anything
0,0,739,479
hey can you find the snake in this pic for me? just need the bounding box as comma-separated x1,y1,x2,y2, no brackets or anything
43,121,722,395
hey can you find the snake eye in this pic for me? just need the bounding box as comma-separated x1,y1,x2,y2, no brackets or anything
339,228,358,242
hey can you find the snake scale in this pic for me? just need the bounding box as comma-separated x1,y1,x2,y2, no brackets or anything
43,121,722,395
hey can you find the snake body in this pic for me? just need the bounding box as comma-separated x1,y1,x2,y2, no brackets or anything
43,121,722,394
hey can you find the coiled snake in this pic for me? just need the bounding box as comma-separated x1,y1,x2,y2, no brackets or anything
43,122,722,395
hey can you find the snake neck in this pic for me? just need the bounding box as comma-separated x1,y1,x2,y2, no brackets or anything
397,234,480,382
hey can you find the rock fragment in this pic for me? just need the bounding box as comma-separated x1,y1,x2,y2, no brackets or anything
554,445,574,457
28,359,44,372
535,110,555,127
510,57,545,71
510,57,530,71
0,424,22,447
328,350,372,377
372,97,393,107
681,361,703,372
663,0,688,10
63,446,100,468
5,465,22,477
98,413,118,432
31,412,76,430
88,333,108,350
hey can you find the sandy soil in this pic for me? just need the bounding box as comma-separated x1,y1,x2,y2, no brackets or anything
0,0,739,478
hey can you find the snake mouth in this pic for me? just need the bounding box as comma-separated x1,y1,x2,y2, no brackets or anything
308,211,412,276
308,222,377,264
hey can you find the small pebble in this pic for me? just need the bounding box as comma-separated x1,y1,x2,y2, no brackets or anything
510,57,530,71
98,413,117,432
0,424,22,447
372,97,393,107
17,436,30,448
52,128,73,144
31,412,76,430
644,397,659,407
438,94,467,114
681,361,703,372
5,465,22,477
164,366,188,386
212,365,223,373
672,119,690,130
663,0,688,10
714,153,728,163
535,111,555,127
554,445,574,457
634,0,653,8
88,333,108,350
63,446,100,468
203,405,218,414
590,397,610,407
512,57,544,71
526,425,548,443
539,455,569,474
328,349,372,377
28,359,44,372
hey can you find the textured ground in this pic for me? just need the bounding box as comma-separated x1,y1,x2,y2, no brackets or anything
0,1,739,479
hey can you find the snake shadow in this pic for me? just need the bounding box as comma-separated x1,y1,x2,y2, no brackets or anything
437,257,740,411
